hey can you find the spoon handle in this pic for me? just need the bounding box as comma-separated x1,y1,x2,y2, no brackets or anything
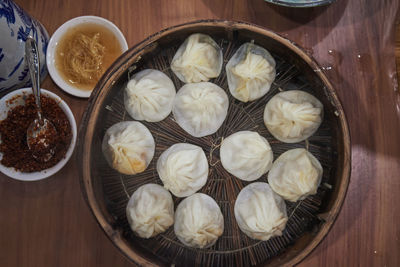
25,37,43,123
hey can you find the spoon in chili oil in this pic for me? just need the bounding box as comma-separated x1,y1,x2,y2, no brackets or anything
25,37,57,162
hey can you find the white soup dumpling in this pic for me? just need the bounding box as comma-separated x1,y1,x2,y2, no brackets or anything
124,69,176,122
268,148,323,202
102,121,155,175
264,90,323,143
173,82,229,137
234,182,288,241
157,143,208,197
171,33,223,83
226,42,276,102
126,184,174,238
174,193,224,248
220,131,273,181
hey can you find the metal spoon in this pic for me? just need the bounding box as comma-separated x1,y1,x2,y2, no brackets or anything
25,37,57,162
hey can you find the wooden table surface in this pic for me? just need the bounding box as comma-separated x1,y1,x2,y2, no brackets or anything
1,0,399,266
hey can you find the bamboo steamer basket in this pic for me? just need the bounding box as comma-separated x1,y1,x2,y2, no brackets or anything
78,20,351,267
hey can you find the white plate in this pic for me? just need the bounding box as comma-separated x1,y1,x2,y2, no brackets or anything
0,88,77,181
46,16,128,98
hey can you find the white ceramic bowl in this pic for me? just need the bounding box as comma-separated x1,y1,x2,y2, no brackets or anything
0,88,77,181
46,16,128,98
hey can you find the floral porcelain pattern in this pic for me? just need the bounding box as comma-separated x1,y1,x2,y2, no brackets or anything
0,0,49,93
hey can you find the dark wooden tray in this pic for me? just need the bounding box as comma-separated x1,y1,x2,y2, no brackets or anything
77,20,351,267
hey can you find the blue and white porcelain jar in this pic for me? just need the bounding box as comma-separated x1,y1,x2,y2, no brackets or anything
0,0,49,94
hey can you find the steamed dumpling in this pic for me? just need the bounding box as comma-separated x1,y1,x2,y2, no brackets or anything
157,143,208,197
226,42,276,102
220,131,273,181
173,82,229,137
124,69,176,122
264,90,323,143
171,33,223,83
102,121,155,175
174,193,224,248
234,182,288,241
268,148,323,202
126,184,174,238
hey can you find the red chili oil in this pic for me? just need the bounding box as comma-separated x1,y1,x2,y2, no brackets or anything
0,94,72,172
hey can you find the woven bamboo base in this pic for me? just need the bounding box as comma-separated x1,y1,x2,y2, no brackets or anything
78,20,350,267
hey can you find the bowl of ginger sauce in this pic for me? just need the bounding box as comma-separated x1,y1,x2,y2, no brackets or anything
47,16,128,97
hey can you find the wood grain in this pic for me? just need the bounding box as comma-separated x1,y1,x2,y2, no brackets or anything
396,23,400,88
0,0,399,267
